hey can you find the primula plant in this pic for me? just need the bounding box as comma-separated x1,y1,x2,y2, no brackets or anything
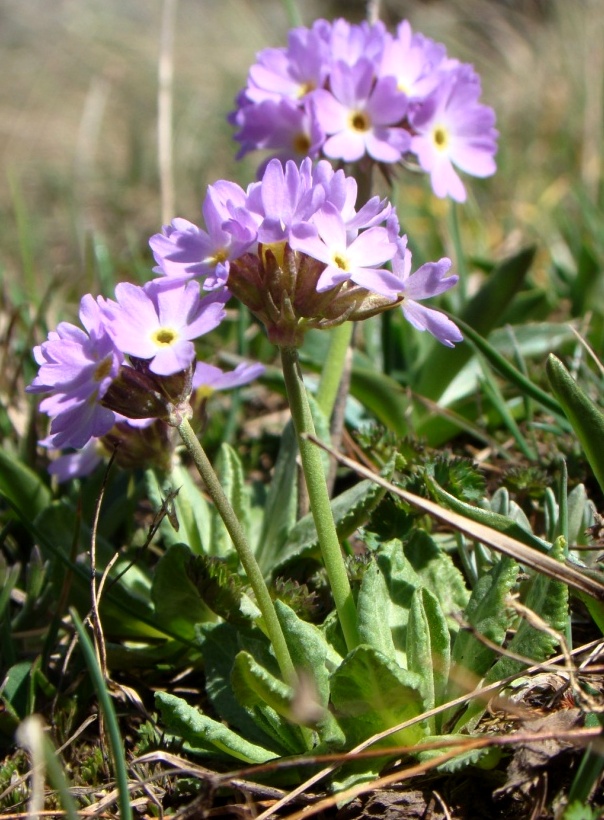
4,6,604,820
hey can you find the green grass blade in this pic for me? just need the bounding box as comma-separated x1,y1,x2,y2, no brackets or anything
415,246,536,401
70,608,133,820
546,355,604,495
446,317,567,420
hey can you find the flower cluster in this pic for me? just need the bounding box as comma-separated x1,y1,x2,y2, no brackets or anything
151,157,462,347
230,18,498,202
32,154,461,477
28,281,264,477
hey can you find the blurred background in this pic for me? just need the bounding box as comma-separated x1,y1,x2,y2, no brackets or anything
0,0,602,309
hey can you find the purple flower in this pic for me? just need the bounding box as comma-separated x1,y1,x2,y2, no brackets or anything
48,438,104,482
244,24,330,105
379,21,448,100
410,65,498,202
102,280,228,376
150,182,255,289
391,237,463,347
312,58,409,163
233,98,324,164
229,17,497,200
27,294,123,449
328,18,386,67
290,201,400,296
193,361,265,396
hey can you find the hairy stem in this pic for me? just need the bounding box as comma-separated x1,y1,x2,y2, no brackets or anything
177,417,296,684
280,345,360,652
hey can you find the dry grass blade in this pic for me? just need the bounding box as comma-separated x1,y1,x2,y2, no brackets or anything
306,435,604,602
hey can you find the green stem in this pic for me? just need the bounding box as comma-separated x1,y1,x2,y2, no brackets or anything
177,418,296,684
315,321,354,418
280,346,360,652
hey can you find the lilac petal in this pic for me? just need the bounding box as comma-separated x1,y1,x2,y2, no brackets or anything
401,300,463,347
347,227,397,267
193,361,265,392
46,400,116,450
150,341,195,376
348,267,402,297
323,130,366,163
401,259,457,300
49,440,103,482
368,76,407,125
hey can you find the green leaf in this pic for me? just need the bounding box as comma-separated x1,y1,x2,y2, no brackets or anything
547,354,604,496
155,691,278,764
487,536,569,682
330,644,426,748
231,650,293,715
195,621,285,752
428,479,552,554
434,317,565,421
448,556,519,721
146,465,210,555
209,443,251,559
151,544,211,640
350,362,410,437
402,530,470,632
28,502,178,642
254,393,330,573
274,600,345,746
274,600,331,707
460,538,569,732
0,661,33,719
372,538,423,668
0,562,21,622
0,448,51,521
415,735,500,771
271,477,388,575
231,651,306,754
563,802,600,820
254,420,299,572
415,246,536,401
357,560,398,662
407,587,450,733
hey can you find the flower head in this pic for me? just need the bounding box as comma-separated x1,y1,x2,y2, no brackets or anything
230,17,498,198
312,59,409,163
409,65,498,202
150,182,255,289
102,280,228,376
27,294,123,449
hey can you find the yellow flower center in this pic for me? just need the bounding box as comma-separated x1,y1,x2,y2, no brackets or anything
296,81,316,99
292,133,312,154
333,253,349,271
210,248,229,266
151,327,178,347
349,110,371,133
94,357,113,382
432,125,449,151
